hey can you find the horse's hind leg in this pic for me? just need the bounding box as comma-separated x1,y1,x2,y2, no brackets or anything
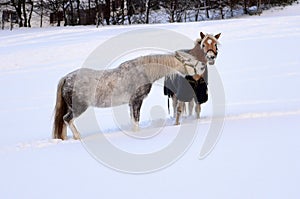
63,111,81,140
188,99,194,116
195,103,201,119
68,119,81,140
63,105,87,140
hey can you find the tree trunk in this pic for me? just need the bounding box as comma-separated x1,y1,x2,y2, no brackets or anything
95,0,100,27
229,0,233,17
76,0,81,25
2,16,4,30
219,0,224,19
111,0,116,24
14,0,23,27
88,0,91,24
194,2,199,21
105,0,110,25
174,0,178,22
10,13,13,30
170,0,177,23
145,0,151,24
205,0,209,19
121,0,125,24
244,0,248,14
22,0,27,27
63,1,68,26
127,0,133,24
28,1,34,27
40,0,43,27
70,0,74,25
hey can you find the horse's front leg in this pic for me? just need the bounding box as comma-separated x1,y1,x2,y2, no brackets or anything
175,101,184,125
129,99,143,131
129,83,152,131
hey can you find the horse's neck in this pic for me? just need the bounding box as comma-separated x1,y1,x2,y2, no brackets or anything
188,45,207,64
142,55,183,82
188,46,208,82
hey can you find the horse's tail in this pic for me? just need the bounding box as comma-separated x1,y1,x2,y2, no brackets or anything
53,77,67,140
167,97,170,115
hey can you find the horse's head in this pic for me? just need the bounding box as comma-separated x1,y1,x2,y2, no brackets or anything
199,32,221,65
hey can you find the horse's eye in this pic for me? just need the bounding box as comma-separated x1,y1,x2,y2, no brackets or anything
202,44,205,48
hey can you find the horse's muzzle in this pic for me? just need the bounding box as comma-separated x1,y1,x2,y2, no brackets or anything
206,51,217,65
208,59,215,65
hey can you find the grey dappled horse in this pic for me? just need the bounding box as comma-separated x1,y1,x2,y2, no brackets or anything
53,33,208,140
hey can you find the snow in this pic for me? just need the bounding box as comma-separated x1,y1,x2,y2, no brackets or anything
1,2,300,199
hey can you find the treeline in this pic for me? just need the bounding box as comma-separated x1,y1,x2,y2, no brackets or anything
0,0,297,28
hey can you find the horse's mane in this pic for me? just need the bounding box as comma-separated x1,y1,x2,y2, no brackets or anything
117,54,183,81
195,38,202,45
120,54,181,70
137,54,180,66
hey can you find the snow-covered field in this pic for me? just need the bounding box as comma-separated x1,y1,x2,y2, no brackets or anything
1,3,300,199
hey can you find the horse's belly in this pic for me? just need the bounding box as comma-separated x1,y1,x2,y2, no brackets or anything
93,93,131,108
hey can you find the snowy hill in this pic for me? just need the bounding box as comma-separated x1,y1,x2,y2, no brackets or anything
0,2,300,199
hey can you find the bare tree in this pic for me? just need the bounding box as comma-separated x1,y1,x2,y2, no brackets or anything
76,0,80,25
126,0,134,24
27,0,33,27
39,0,44,27
204,0,209,18
164,0,188,23
145,0,151,23
9,0,33,27
104,0,110,25
120,0,125,24
11,0,23,27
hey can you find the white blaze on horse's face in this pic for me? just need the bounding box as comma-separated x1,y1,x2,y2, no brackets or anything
200,32,221,65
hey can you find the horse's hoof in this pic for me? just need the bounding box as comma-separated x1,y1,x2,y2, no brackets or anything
73,136,80,140
62,136,68,140
132,125,140,132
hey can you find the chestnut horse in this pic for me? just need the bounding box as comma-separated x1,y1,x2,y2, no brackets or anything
164,32,221,125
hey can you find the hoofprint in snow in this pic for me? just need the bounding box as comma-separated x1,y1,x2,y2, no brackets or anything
0,3,300,199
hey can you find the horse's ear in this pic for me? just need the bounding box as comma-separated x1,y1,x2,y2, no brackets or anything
215,33,221,40
200,32,206,39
